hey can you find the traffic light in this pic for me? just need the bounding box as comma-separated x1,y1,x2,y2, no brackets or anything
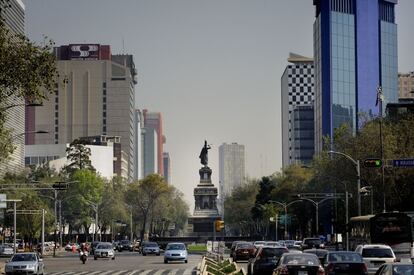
363,158,382,168
215,220,224,232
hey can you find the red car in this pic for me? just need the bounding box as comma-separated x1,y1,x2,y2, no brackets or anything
232,242,256,262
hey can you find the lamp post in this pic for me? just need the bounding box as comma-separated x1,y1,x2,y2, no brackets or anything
84,200,99,242
328,150,361,216
0,102,43,113
269,200,304,239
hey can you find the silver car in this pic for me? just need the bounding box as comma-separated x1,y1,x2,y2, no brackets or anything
93,242,115,260
5,252,44,275
164,243,188,264
0,244,14,257
142,242,160,256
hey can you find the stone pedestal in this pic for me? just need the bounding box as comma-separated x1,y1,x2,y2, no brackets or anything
187,166,221,236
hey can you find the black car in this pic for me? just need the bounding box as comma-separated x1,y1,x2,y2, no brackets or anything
117,240,133,252
375,263,414,275
247,246,289,275
273,252,325,275
301,238,324,250
304,249,329,265
324,251,368,275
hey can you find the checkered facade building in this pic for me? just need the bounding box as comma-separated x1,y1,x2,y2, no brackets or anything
281,55,315,168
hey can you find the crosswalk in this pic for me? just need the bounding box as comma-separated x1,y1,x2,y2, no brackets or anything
46,268,196,275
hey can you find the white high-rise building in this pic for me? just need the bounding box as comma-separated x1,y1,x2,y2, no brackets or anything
0,0,25,177
134,109,143,180
219,143,245,212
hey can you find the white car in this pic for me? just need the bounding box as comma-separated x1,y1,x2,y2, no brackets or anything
164,243,188,264
94,242,115,260
5,252,44,275
355,244,396,274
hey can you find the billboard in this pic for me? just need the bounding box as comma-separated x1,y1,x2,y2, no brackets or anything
69,44,100,60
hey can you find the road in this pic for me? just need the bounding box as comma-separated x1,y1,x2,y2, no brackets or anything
0,251,201,275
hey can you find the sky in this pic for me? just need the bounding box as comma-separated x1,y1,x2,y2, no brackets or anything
24,0,414,207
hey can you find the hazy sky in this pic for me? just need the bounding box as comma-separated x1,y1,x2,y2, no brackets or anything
24,0,414,206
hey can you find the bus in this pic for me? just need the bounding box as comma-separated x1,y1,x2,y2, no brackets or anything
348,212,413,259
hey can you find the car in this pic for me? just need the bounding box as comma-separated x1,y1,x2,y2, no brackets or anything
356,244,397,274
117,240,133,252
0,244,14,257
230,241,247,258
374,263,414,275
232,242,256,262
273,252,325,275
142,242,160,256
93,242,115,260
164,242,188,264
294,241,303,248
304,249,329,265
247,246,289,275
64,243,79,251
284,240,296,248
324,251,368,275
4,252,45,275
264,241,279,247
302,238,325,250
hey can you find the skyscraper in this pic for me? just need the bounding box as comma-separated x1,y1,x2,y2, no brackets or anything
27,44,137,181
134,109,143,180
281,53,314,168
219,142,245,199
143,110,164,176
163,152,171,184
0,0,25,176
143,127,158,177
313,0,398,152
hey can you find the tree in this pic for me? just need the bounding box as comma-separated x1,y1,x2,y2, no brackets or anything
0,16,57,162
64,139,95,173
125,174,169,242
224,179,259,236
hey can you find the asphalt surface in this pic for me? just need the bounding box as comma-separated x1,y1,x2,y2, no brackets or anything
0,251,201,275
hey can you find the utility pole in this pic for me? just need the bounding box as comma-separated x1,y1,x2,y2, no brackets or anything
42,209,45,257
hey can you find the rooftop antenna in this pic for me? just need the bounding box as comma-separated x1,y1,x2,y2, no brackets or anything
122,38,125,54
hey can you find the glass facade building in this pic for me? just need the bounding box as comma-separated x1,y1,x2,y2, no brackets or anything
292,105,315,166
313,0,398,152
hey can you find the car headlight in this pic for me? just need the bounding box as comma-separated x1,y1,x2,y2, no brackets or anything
27,264,36,269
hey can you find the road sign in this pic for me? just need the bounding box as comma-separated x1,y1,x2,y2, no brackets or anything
0,194,6,209
393,159,414,167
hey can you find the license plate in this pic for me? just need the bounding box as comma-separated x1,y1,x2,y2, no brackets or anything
298,271,308,275
103,253,107,256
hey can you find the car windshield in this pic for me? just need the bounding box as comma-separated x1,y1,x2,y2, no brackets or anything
329,252,363,262
166,244,185,250
145,243,158,247
393,265,414,274
11,254,37,262
97,244,112,249
261,248,288,258
237,243,253,249
282,254,319,266
362,248,394,258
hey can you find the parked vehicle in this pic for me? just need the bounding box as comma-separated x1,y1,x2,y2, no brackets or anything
324,251,368,275
232,242,256,262
247,246,289,275
94,242,115,260
273,252,325,275
355,244,396,274
142,242,160,256
254,241,266,248
164,243,188,264
4,252,44,275
374,263,414,275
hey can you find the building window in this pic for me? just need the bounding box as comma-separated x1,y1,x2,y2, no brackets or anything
103,82,107,88
55,112,59,118
55,105,58,111
55,126,58,132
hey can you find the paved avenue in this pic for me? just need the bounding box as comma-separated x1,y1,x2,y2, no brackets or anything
46,268,196,275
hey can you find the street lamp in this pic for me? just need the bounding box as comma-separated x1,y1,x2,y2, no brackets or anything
11,130,48,139
0,102,43,113
84,200,100,242
328,150,361,216
268,200,304,240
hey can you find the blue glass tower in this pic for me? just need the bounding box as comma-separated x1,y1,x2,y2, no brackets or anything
313,0,398,152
